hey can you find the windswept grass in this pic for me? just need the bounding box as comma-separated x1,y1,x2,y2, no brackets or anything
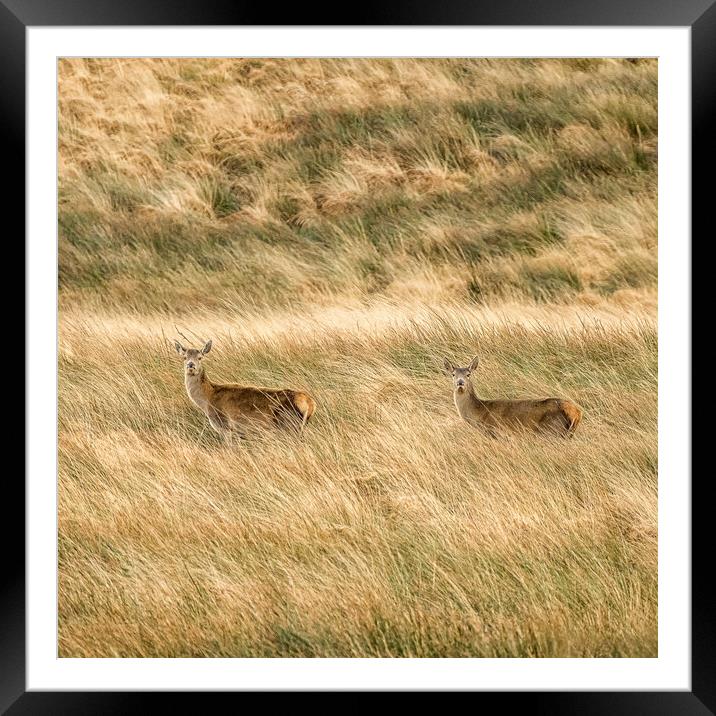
59,302,657,658
58,59,657,657
59,58,656,311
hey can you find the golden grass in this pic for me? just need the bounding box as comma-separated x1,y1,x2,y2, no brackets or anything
59,298,657,657
58,58,657,657
59,57,657,311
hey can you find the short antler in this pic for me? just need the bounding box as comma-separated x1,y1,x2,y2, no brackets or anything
174,325,195,346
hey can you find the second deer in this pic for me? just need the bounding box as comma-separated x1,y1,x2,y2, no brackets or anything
443,355,582,438
174,339,316,440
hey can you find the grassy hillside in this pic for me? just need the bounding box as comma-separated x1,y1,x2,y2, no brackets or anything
58,58,657,658
59,58,656,311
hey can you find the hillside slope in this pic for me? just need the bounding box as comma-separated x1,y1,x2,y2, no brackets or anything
59,58,656,311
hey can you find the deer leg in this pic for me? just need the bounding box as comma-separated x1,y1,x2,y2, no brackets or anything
539,412,569,437
222,426,248,448
207,405,239,446
227,419,248,442
472,421,499,439
207,408,226,434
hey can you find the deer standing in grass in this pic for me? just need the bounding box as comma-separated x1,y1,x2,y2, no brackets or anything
174,339,316,440
443,356,582,438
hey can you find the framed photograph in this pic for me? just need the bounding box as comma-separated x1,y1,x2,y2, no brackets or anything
11,0,707,709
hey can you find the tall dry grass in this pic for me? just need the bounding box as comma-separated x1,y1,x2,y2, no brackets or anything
59,58,656,311
58,59,657,657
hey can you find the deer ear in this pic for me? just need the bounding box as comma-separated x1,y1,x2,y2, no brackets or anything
174,341,186,356
468,355,480,372
443,357,454,374
202,340,212,355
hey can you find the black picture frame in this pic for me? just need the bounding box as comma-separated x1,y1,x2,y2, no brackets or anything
8,0,707,710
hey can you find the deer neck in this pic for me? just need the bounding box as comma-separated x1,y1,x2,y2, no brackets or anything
185,368,213,413
454,382,484,419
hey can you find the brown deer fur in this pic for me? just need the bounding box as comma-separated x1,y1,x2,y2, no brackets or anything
444,356,582,438
175,339,316,438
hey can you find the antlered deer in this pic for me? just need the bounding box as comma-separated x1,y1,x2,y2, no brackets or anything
174,339,316,440
443,356,582,438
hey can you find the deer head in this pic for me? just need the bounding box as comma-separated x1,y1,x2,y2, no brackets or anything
174,339,212,377
443,355,480,394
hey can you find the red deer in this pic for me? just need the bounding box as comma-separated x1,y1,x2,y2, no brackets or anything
443,355,582,438
175,339,316,440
